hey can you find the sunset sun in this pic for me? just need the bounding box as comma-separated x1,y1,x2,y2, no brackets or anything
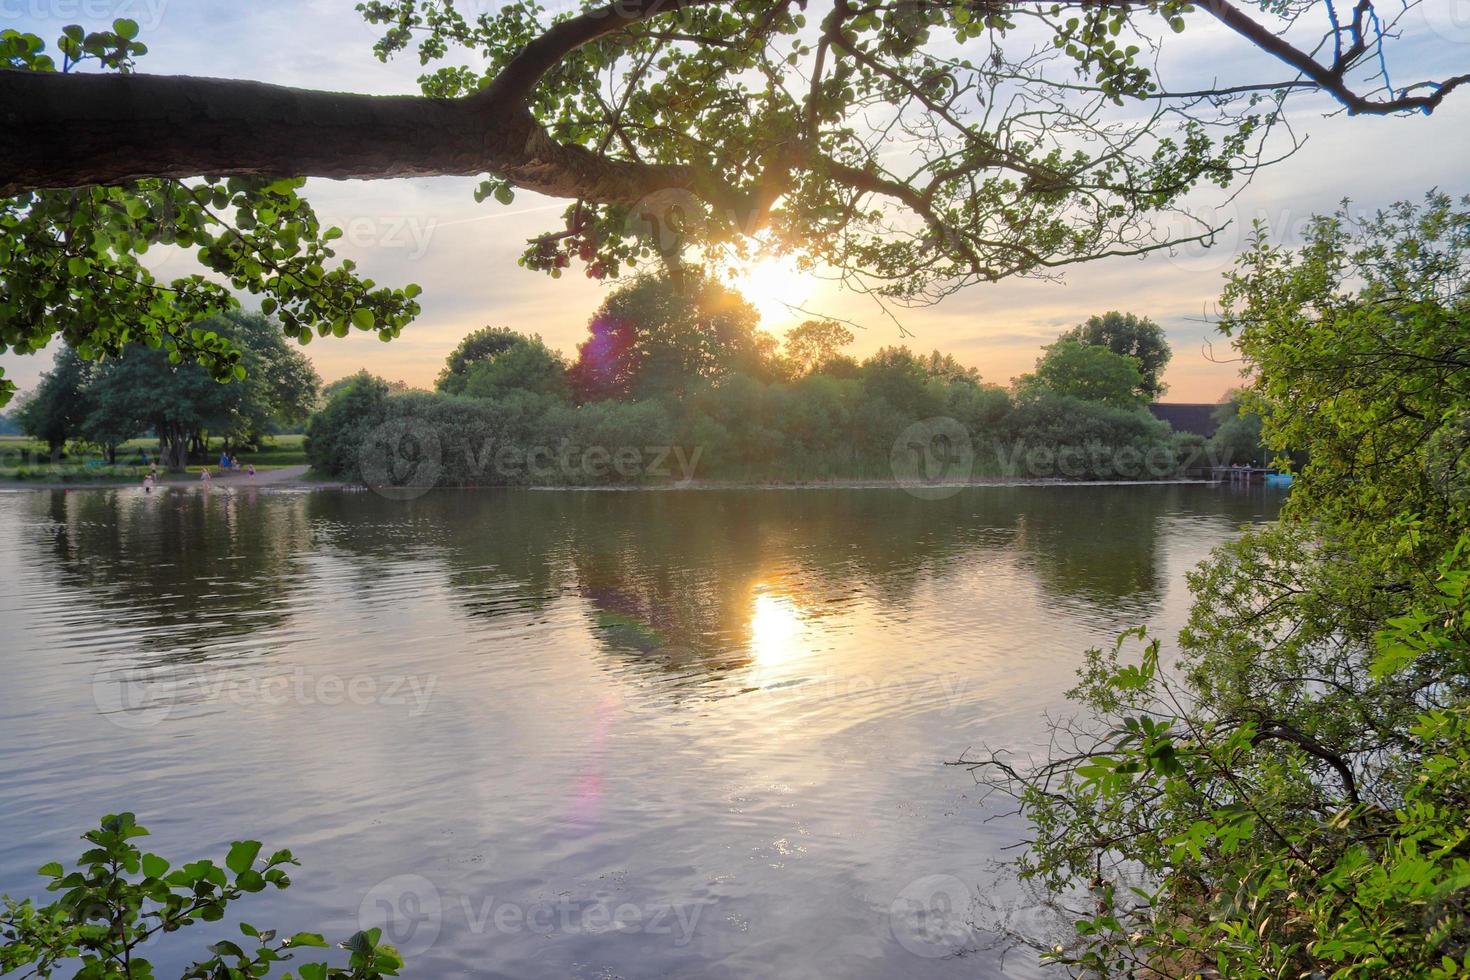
728,255,818,329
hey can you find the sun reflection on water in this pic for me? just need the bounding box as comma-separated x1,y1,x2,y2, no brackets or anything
749,589,805,674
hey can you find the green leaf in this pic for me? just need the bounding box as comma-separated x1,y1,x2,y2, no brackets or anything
286,932,329,948
226,840,263,875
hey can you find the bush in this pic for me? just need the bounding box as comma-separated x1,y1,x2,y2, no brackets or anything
304,373,391,478
306,358,1194,485
999,390,1179,479
0,813,403,978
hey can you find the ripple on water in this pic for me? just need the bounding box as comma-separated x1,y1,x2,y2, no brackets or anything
0,485,1280,978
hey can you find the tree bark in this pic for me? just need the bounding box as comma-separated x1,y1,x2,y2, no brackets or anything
0,69,711,206
158,421,189,472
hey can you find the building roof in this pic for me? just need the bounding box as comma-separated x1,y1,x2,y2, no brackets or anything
1148,402,1222,438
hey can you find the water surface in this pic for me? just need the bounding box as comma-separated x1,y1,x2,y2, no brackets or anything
0,484,1282,978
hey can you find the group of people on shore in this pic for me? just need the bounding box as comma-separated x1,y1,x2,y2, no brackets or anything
141,457,255,492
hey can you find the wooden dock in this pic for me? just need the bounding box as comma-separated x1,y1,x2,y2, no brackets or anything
1209,466,1291,485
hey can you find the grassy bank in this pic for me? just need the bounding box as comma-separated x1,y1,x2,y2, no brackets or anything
0,434,308,485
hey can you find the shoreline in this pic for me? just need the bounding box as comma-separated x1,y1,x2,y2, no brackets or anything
0,464,347,493
2,470,1230,493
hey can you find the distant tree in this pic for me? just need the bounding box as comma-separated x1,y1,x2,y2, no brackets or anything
818,355,862,380
460,334,570,400
17,346,92,455
223,312,322,443
306,372,393,477
569,271,768,401
77,398,143,464
919,350,981,385
1207,390,1268,466
81,312,320,470
859,346,944,417
324,371,412,400
437,327,522,394
1064,311,1172,400
1023,337,1146,409
84,346,230,470
784,320,855,376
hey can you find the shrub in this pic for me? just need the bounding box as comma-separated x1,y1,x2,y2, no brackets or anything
0,813,403,979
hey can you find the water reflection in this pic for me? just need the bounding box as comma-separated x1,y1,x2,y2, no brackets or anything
15,485,1277,684
0,483,1283,979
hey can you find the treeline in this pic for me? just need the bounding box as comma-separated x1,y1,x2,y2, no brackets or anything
15,311,319,469
308,271,1219,485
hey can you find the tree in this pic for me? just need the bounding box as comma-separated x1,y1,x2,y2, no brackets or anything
1065,311,1172,400
969,194,1470,976
1206,389,1267,465
569,271,767,400
221,311,323,444
859,346,944,417
81,311,320,470
323,372,412,400
16,345,92,455
919,350,980,385
3,4,1466,403
460,335,571,400
436,327,522,393
306,373,393,478
1024,336,1146,408
784,319,854,376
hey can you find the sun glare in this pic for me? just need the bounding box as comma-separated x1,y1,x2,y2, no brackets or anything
730,255,817,329
749,590,805,674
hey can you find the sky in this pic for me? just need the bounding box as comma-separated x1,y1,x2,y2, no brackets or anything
5,0,1470,403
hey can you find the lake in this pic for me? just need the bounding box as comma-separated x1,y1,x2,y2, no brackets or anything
0,483,1282,978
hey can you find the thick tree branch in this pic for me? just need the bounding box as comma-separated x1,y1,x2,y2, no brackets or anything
0,70,737,210
0,70,490,194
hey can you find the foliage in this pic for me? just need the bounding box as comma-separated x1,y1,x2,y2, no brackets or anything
308,348,1183,486
1022,337,1147,409
568,271,774,401
435,326,522,393
971,194,1470,977
351,0,1394,297
60,312,320,470
17,345,93,454
322,373,412,400
1206,390,1268,466
0,24,421,407
1003,390,1178,480
0,812,403,978
441,333,567,402
1064,311,1172,401
783,320,855,376
305,373,393,479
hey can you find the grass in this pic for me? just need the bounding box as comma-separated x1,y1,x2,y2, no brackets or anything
0,434,308,485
